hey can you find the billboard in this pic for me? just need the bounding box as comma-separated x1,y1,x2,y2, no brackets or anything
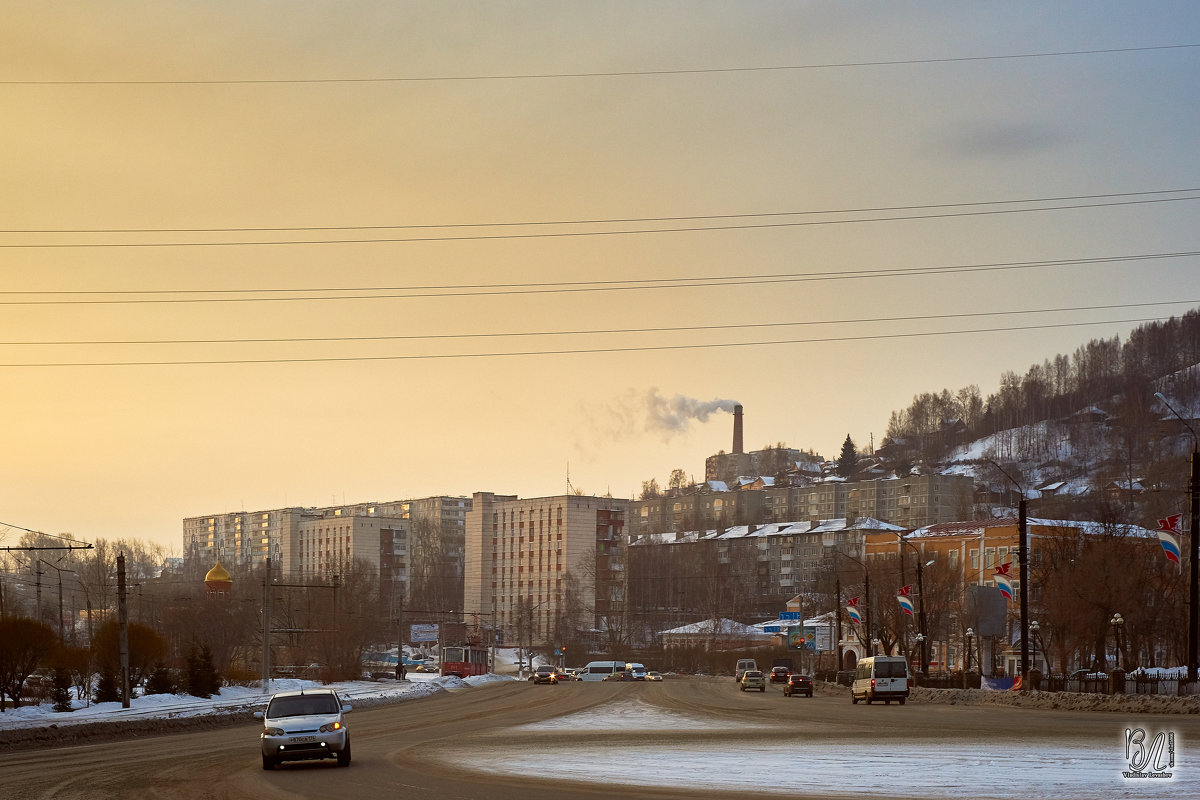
410,623,440,642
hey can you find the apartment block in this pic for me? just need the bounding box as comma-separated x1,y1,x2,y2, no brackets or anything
464,492,627,647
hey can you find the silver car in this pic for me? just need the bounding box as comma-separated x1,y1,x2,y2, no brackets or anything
255,688,352,769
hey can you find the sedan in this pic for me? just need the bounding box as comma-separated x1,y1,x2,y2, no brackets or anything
739,670,767,692
645,671,664,682
769,666,791,683
784,674,814,697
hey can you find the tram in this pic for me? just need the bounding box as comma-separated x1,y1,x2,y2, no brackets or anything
440,642,490,678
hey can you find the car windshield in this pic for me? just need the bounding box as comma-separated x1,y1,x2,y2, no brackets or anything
267,694,339,717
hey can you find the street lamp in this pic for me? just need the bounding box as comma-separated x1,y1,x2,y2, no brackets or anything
1110,612,1125,671
1029,619,1041,671
987,459,1031,689
871,637,881,655
965,627,975,673
1154,391,1199,683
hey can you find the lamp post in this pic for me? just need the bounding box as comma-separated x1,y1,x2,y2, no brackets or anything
1110,612,1125,671
1029,619,1041,671
1154,392,1199,683
871,637,881,656
965,627,975,673
836,549,872,650
988,459,1030,687
897,533,933,677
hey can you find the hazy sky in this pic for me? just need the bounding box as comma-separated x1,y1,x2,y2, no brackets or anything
3,2,1199,553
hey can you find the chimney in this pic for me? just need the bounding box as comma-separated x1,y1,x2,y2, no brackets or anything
733,404,744,454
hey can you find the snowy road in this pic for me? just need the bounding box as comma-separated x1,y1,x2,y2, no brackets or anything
1,676,1195,800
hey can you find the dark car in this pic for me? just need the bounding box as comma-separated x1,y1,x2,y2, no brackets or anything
532,665,559,684
784,673,814,697
769,666,791,683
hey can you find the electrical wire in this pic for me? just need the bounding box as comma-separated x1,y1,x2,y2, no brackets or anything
2,251,1196,305
3,189,1195,236
3,195,1197,249
0,314,1175,368
1,298,1192,347
3,44,1196,85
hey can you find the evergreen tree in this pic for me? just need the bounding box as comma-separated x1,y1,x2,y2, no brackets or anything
145,662,178,695
51,667,74,712
836,435,858,478
93,667,120,704
186,644,221,698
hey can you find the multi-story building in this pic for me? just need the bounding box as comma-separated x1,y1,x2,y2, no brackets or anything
183,496,471,609
628,473,974,540
464,492,627,647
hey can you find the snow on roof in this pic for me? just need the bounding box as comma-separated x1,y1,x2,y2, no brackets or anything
706,480,729,492
660,618,771,637
847,517,904,531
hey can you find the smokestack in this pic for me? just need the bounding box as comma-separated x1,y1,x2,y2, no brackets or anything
733,404,744,454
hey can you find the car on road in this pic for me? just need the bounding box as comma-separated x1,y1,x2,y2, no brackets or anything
784,674,814,697
604,669,636,681
851,655,910,705
532,665,559,684
739,670,767,692
769,666,791,683
646,671,664,682
735,658,758,682
627,662,648,680
255,688,352,770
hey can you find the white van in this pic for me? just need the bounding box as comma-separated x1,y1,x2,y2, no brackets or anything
735,658,758,682
580,660,625,682
851,656,910,705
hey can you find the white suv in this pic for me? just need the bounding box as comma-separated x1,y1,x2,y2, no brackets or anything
255,688,352,769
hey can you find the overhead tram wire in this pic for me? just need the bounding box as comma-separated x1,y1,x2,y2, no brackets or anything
1,250,1196,305
1,298,1194,348
2,43,1196,85
2,194,1198,249
0,314,1177,368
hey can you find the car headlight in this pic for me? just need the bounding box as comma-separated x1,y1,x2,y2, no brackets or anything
319,721,342,733
264,727,284,736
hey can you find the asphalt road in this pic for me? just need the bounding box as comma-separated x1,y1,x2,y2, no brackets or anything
1,677,1194,800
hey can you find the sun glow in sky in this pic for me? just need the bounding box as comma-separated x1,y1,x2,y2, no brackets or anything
2,3,1199,550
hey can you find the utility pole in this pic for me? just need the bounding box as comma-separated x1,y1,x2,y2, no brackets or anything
117,553,130,708
262,555,272,688
1154,392,1198,683
835,575,843,672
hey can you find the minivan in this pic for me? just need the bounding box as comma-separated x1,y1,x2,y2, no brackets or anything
580,660,625,682
851,656,910,705
735,658,758,682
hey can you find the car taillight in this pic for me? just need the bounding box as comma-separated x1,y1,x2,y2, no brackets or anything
871,679,876,689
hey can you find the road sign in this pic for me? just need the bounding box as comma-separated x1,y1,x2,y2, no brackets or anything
410,623,439,642
764,625,782,633
779,611,802,620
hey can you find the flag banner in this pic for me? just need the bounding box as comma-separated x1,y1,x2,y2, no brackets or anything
1158,514,1182,534
846,598,862,624
1158,530,1181,564
897,586,915,616
995,572,1013,600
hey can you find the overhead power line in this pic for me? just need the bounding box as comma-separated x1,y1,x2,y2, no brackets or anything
1,250,1195,305
0,299,1192,347
0,315,1177,368
2,195,1197,249
2,44,1196,85
3,189,1194,235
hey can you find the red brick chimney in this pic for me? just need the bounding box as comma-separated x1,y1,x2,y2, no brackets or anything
733,404,744,454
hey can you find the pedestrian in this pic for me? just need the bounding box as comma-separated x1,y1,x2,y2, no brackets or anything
400,662,407,681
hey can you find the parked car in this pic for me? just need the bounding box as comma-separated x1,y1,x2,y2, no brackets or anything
255,688,352,770
769,666,791,683
645,671,664,682
784,674,814,697
739,670,767,692
532,665,559,684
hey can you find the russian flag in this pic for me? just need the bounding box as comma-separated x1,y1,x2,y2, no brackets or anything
897,585,914,616
1159,530,1181,564
846,596,862,624
995,572,1013,600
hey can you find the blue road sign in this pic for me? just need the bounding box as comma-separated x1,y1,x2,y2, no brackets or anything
779,611,802,620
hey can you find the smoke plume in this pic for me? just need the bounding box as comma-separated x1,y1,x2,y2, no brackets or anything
642,388,739,435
